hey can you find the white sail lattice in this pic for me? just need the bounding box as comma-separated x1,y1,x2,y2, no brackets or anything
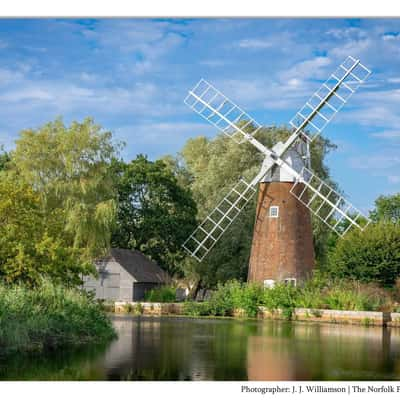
182,56,372,261
184,79,262,144
291,167,371,236
183,178,256,261
289,56,371,141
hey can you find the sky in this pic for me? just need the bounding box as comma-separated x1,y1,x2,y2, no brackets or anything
0,18,399,212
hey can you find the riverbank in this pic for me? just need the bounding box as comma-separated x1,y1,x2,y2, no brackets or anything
112,301,400,327
0,280,116,356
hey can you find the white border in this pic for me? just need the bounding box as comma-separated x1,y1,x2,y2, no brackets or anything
0,0,399,17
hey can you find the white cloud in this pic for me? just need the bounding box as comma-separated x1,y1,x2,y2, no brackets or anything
0,87,55,102
330,38,373,60
371,129,400,139
238,38,273,49
115,121,214,160
200,59,225,67
382,33,400,41
326,27,368,41
0,68,25,84
388,175,400,184
279,56,332,81
82,20,186,75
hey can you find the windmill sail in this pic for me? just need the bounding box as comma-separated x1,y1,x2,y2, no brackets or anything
184,79,262,144
290,167,370,236
182,55,372,262
183,178,257,261
289,56,371,142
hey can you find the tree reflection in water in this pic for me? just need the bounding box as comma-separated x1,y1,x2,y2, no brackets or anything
1,315,400,380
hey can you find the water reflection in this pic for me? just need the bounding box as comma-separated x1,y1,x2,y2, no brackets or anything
1,315,400,380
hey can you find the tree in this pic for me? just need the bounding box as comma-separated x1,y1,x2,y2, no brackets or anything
0,146,10,172
0,175,94,286
11,117,120,259
169,125,338,288
370,193,400,223
327,222,400,286
110,155,197,276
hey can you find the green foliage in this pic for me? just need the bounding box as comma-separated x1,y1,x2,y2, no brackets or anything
208,280,264,317
0,175,94,286
170,126,338,286
144,286,176,303
12,117,119,259
262,283,298,319
0,145,10,172
322,282,387,311
327,222,400,286
111,155,197,275
181,276,395,319
182,301,212,316
370,193,400,223
0,280,116,356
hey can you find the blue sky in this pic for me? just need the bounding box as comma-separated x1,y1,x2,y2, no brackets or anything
0,18,399,212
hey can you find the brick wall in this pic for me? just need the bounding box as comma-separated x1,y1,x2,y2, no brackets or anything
248,181,315,283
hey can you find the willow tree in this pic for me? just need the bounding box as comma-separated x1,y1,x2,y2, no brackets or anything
0,174,94,286
11,117,120,259
164,126,338,288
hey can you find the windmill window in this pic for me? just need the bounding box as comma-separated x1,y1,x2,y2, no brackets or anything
269,206,279,218
284,278,297,287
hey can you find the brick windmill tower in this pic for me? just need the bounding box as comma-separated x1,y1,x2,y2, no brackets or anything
247,141,315,286
182,56,372,286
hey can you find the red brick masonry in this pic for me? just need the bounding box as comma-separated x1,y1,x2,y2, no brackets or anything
248,181,315,283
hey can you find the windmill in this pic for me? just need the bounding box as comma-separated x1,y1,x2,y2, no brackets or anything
182,56,372,286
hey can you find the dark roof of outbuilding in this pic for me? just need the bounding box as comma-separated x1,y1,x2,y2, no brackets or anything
98,248,170,283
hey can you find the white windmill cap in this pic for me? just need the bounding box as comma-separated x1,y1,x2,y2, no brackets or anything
262,141,306,183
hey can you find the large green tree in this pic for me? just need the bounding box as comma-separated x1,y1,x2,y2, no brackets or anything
166,125,338,288
11,117,120,259
0,174,94,286
111,155,197,276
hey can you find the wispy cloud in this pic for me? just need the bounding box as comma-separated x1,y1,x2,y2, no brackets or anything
371,129,400,139
388,175,400,184
115,121,214,159
238,38,273,49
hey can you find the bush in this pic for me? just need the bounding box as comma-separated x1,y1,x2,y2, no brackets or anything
262,283,298,319
179,276,398,320
205,280,264,317
0,279,116,356
183,301,212,316
144,286,176,302
327,222,400,286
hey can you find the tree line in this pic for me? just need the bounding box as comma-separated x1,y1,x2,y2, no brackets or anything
0,117,399,289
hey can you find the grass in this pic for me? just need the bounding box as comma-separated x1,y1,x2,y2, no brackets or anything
182,275,396,320
144,286,176,303
0,279,116,356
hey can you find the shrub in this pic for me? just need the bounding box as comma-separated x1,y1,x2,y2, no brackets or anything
207,280,238,316
183,301,212,316
261,283,298,319
144,286,176,303
0,279,116,356
327,222,400,286
205,280,264,317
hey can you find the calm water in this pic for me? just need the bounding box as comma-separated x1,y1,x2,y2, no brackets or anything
1,315,400,380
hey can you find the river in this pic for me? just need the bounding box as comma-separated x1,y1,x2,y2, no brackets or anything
1,315,400,380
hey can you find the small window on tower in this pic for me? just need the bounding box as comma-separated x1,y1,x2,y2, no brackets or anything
269,206,279,218
284,278,297,287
